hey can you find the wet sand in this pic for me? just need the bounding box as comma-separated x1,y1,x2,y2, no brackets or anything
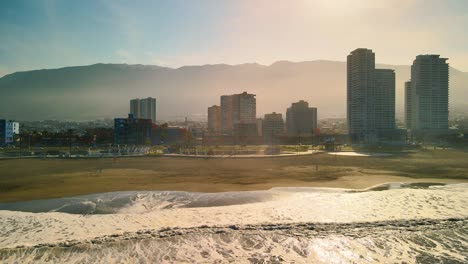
1,149,468,203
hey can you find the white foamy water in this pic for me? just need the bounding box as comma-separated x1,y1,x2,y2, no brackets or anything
1,183,467,263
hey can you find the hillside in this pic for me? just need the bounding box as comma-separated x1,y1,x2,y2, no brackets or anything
0,61,466,121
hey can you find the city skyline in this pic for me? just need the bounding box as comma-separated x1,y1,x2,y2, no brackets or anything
2,0,468,77
0,49,453,125
1,2,467,263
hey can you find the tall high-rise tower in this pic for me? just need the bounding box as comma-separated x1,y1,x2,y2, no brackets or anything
374,69,396,130
207,105,221,134
129,97,156,123
347,48,376,143
406,55,449,132
220,92,256,135
347,48,396,143
404,81,412,129
130,99,141,119
220,95,234,133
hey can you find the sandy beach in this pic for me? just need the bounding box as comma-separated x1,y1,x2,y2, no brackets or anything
1,149,468,263
1,149,468,203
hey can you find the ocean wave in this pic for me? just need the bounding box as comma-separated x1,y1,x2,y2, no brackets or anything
0,190,278,215
1,182,467,263
0,182,456,215
1,218,467,263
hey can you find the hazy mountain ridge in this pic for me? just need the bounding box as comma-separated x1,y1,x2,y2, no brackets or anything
0,61,466,121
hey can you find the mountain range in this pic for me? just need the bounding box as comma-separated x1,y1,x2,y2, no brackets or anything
0,61,467,121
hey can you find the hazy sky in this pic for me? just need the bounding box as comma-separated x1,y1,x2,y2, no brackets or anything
1,0,467,76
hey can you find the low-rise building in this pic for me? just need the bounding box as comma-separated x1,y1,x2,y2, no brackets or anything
286,100,317,137
0,120,19,145
114,114,152,145
152,124,188,145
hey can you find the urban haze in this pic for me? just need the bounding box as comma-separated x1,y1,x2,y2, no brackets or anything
1,1,468,263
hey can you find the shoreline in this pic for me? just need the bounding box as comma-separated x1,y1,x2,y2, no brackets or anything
1,172,467,203
1,149,468,203
1,183,467,253
2,177,467,205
